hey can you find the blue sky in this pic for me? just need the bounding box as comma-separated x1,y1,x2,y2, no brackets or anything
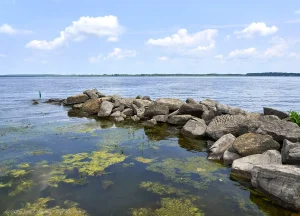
1,0,300,75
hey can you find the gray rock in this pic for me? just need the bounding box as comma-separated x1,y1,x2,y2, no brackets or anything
99,96,112,102
231,150,282,180
83,89,99,99
115,98,134,108
66,94,89,105
263,107,289,120
168,109,179,117
181,118,207,139
167,115,193,125
207,140,215,149
143,119,157,128
32,100,39,105
81,99,101,114
73,103,83,109
155,98,184,111
96,91,105,98
142,96,151,101
112,104,125,112
144,103,169,118
112,116,124,122
281,139,300,164
223,150,241,165
98,101,114,117
179,103,208,118
133,99,154,107
233,133,280,156
131,115,140,122
122,108,134,116
216,103,247,115
132,104,145,118
44,98,64,105
153,115,168,123
186,98,197,104
110,111,121,117
136,95,143,99
251,164,300,212
200,99,218,111
208,134,236,160
111,94,121,102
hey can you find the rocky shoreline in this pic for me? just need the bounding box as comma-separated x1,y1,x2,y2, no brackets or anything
43,88,300,213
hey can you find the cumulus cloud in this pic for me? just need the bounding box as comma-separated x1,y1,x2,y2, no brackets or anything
263,36,287,58
0,24,32,35
26,16,123,50
234,22,278,38
89,48,136,63
157,56,168,61
228,48,257,59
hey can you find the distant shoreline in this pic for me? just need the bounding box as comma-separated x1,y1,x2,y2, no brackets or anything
1,72,300,77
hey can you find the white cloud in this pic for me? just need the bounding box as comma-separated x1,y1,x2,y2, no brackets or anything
263,36,287,58
234,22,278,38
228,48,257,59
26,16,123,50
89,48,136,63
158,56,168,61
295,10,300,14
0,24,32,35
0,54,6,58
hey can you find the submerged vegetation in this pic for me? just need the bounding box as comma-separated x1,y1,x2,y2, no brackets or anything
289,111,300,126
135,157,154,164
140,181,189,197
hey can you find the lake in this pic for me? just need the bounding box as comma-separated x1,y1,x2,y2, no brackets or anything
0,76,299,216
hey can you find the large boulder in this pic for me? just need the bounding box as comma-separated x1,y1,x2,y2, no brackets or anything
179,103,208,118
281,139,300,164
142,96,151,101
98,101,114,117
143,119,157,128
153,115,168,123
83,89,99,99
263,107,289,120
122,108,134,116
201,110,216,124
200,99,218,111
144,103,169,118
65,94,89,105
216,103,247,115
81,99,101,114
131,104,145,118
233,133,280,156
181,118,207,139
44,98,64,105
167,115,193,125
231,150,282,180
223,150,241,165
115,98,134,108
133,99,154,107
251,164,300,212
208,134,236,160
155,98,184,111
186,98,197,104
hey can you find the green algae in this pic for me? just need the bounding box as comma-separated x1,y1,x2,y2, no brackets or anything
0,181,13,188
3,197,88,216
140,181,189,196
17,163,30,168
122,162,135,168
135,157,154,164
132,198,203,216
9,169,29,178
29,149,52,156
8,180,33,196
147,157,225,190
102,180,114,189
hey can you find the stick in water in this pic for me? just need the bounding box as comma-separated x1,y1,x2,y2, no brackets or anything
38,91,41,99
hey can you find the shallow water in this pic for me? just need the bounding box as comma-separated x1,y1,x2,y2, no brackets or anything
0,77,299,216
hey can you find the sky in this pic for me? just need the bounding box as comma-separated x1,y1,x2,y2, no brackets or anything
1,0,300,75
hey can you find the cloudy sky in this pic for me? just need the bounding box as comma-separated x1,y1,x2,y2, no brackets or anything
1,0,300,75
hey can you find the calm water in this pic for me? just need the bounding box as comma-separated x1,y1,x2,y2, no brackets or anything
0,77,299,216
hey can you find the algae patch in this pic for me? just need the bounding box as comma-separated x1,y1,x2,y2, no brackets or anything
135,157,154,164
102,180,114,189
140,181,189,196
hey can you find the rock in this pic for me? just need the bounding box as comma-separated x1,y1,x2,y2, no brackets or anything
32,100,39,105
65,94,89,105
73,103,83,109
167,115,193,125
153,115,168,123
132,104,145,118
110,111,121,117
200,99,218,111
251,164,300,212
142,96,151,101
99,96,112,102
81,99,101,114
201,110,216,124
256,119,300,142
144,103,169,118
223,150,241,165
136,95,143,99
115,98,134,108
281,139,300,164
131,115,140,122
83,89,99,99
264,107,289,120
181,118,207,139
179,103,208,118
112,116,124,122
111,94,121,102
155,98,184,111
231,150,282,180
96,91,105,98
168,109,179,117
206,115,248,140
216,103,247,115
133,99,154,107
143,119,157,128
207,140,215,149
122,108,134,116
186,98,197,104
98,101,114,117
112,104,125,112
208,134,236,160
44,98,64,105
233,133,280,156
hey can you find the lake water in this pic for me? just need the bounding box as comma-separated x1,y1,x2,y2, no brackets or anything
0,76,299,216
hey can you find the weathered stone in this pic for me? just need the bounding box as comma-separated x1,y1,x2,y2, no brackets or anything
136,95,142,99
122,108,134,116
99,96,112,102
264,107,289,120
208,134,236,160
131,115,140,122
132,104,145,118
83,89,98,99
256,119,300,142
32,100,39,105
251,164,300,212
168,109,179,117
179,103,208,118
201,110,216,124
144,103,169,118
200,99,218,111
112,116,124,122
98,101,114,117
66,94,89,105
115,98,134,108
143,119,157,128
44,98,64,105
186,98,197,104
181,118,207,139
73,103,83,109
217,103,247,115
155,98,184,111
231,150,282,180
110,111,121,117
111,94,121,102
167,115,193,125
282,139,300,164
112,104,125,113
81,99,101,114
233,133,280,156
96,91,105,98
153,115,168,123
207,140,215,149
142,96,151,101
223,150,241,165
133,99,154,107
